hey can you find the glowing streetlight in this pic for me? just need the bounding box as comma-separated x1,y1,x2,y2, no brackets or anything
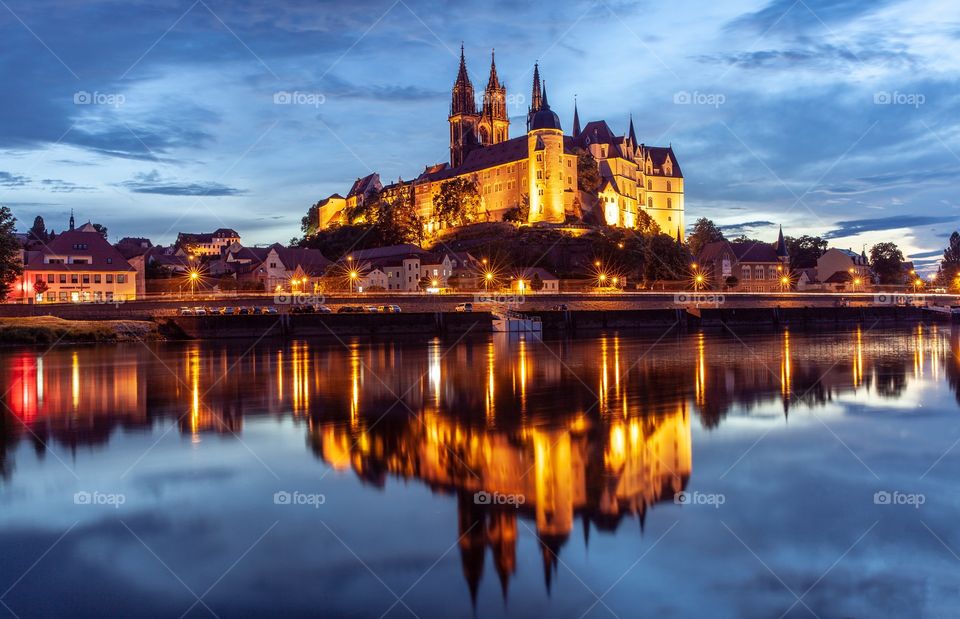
349,270,358,293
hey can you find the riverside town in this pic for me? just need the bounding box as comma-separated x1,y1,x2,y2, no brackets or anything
1,1,959,617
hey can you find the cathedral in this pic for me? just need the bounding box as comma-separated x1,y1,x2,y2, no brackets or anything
316,48,685,237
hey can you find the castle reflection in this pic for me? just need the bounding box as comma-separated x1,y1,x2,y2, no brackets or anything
1,326,958,597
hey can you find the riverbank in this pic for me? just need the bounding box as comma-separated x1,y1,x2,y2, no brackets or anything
0,316,159,345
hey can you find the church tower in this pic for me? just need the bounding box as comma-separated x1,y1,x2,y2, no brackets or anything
449,45,480,168
479,50,509,145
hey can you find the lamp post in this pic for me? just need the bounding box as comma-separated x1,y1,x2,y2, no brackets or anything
189,270,199,297
349,270,358,294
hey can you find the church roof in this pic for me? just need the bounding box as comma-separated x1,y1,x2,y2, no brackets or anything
419,137,528,181
698,240,780,264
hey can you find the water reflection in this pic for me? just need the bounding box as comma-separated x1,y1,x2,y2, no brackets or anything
1,327,958,602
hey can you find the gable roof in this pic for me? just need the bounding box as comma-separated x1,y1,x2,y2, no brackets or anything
270,245,332,275
346,244,427,261
698,240,779,264
347,173,381,199
643,146,683,178
516,267,558,281
25,228,135,272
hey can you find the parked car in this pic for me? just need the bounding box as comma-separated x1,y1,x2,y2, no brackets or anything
264,306,278,315
238,307,251,315
317,305,333,314
178,307,194,316
337,305,361,313
194,307,207,316
223,307,236,315
455,303,473,313
389,305,401,313
553,304,569,311
365,306,380,313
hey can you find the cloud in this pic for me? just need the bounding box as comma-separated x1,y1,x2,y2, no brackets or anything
825,215,960,239
118,170,246,197
0,171,30,188
40,179,96,193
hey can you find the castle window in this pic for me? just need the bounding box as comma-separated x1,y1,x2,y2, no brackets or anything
537,171,542,179
667,181,672,192
667,198,672,209
647,180,652,190
647,197,653,208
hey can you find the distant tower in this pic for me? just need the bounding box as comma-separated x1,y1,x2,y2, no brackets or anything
479,49,509,145
69,209,75,231
527,77,565,224
775,225,789,265
449,45,480,168
572,96,581,138
526,63,543,131
628,114,638,147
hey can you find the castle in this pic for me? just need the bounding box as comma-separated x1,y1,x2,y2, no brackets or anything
316,47,685,237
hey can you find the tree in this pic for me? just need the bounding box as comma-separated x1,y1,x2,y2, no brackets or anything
529,273,544,292
503,194,530,223
870,242,904,284
643,233,691,284
940,231,960,285
785,235,827,268
33,279,49,298
573,147,601,196
92,223,108,239
28,216,48,243
0,207,22,301
433,177,481,227
687,218,724,256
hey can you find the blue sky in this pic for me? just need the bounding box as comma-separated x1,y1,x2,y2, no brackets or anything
1,0,958,271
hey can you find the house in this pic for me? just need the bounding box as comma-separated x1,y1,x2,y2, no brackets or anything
346,244,455,291
796,268,821,291
228,244,332,291
696,228,790,292
175,228,241,257
512,267,559,293
816,249,872,291
115,238,154,298
15,223,137,303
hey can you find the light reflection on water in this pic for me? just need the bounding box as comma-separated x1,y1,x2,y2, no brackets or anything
1,326,959,618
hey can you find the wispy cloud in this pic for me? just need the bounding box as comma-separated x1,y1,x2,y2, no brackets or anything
118,170,246,197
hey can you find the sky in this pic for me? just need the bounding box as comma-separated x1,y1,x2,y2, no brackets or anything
1,0,959,272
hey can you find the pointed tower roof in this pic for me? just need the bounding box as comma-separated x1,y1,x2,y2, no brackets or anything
541,81,550,108
530,63,542,112
456,43,470,86
572,96,581,138
775,225,789,258
69,209,75,231
451,43,476,116
628,114,638,146
486,48,500,90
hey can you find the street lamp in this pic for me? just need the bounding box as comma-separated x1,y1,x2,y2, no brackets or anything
484,271,494,291
349,270,358,293
189,270,199,296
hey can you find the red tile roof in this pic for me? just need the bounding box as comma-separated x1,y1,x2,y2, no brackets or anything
24,229,135,272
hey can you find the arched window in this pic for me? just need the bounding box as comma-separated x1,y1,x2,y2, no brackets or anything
647,197,653,208
667,198,672,209
647,180,652,190
666,181,672,192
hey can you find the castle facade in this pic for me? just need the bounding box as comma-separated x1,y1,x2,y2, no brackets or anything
316,48,685,237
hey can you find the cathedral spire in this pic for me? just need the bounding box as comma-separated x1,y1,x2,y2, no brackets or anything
628,113,638,146
572,95,581,138
451,43,475,116
530,63,542,113
541,81,550,109
486,48,500,90
69,209,75,231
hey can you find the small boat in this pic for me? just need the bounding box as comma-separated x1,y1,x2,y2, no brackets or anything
492,310,542,333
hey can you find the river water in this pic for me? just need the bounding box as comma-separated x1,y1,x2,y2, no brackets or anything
0,326,958,618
